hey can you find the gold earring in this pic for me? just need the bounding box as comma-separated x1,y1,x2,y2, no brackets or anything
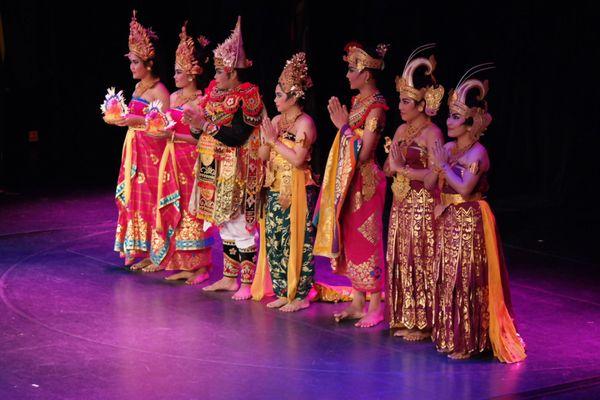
418,105,424,112
188,77,194,82
146,66,151,71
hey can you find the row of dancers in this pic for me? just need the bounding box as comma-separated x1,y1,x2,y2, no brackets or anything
103,11,526,363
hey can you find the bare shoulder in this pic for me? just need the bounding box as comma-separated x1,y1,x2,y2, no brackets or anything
443,141,456,151
297,113,317,141
152,82,170,97
467,142,489,170
367,106,385,119
424,123,443,142
169,90,180,103
297,113,316,130
393,123,407,141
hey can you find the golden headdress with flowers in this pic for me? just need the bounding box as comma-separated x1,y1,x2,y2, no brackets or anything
448,63,495,139
395,43,444,116
125,10,157,61
176,21,208,75
213,16,252,72
343,42,389,71
278,52,313,99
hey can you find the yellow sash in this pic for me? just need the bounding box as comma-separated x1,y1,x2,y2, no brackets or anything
252,168,308,302
155,138,179,232
479,200,527,363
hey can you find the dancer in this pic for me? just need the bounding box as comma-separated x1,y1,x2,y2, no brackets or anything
313,43,389,327
111,10,170,270
186,17,264,300
152,22,214,284
252,53,318,312
428,65,526,362
385,44,445,341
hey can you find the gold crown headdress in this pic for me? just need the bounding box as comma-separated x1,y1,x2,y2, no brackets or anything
448,63,495,139
395,43,444,116
213,16,252,72
175,21,206,75
343,42,389,72
278,52,313,99
125,10,158,61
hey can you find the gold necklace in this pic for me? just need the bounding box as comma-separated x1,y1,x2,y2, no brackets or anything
355,90,377,105
402,119,430,146
279,109,303,133
173,89,199,108
450,139,478,163
133,78,160,98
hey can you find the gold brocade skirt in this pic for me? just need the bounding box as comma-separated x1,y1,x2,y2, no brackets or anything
433,201,490,355
386,187,436,330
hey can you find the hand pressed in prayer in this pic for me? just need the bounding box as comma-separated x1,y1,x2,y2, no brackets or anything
327,96,349,130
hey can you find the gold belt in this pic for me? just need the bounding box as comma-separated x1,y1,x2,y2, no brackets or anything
441,192,482,207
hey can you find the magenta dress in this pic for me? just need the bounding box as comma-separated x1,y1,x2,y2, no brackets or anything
149,106,213,271
114,97,167,264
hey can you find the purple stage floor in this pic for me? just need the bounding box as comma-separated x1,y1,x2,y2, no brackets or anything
1,190,599,399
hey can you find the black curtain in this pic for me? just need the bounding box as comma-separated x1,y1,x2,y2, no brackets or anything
1,0,598,250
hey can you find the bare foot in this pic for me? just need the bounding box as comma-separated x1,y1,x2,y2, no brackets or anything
202,277,239,292
334,304,365,322
403,329,431,342
355,308,384,328
355,292,383,328
185,271,210,285
448,352,471,360
393,328,410,337
267,298,289,309
165,271,194,281
142,263,163,273
280,297,310,313
232,283,252,300
334,290,366,322
130,258,151,271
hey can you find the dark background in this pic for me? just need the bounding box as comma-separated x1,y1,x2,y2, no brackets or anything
1,1,598,262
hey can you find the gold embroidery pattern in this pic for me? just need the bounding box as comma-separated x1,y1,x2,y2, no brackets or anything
360,162,379,201
366,116,379,132
178,172,188,186
358,213,378,244
266,137,295,209
136,172,146,184
349,92,386,129
223,255,240,277
433,203,490,356
151,229,165,254
167,251,211,271
176,211,202,242
240,260,257,284
193,81,264,225
124,211,150,251
150,154,160,165
468,160,480,175
347,254,382,292
391,173,410,201
386,188,435,330
351,190,363,213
